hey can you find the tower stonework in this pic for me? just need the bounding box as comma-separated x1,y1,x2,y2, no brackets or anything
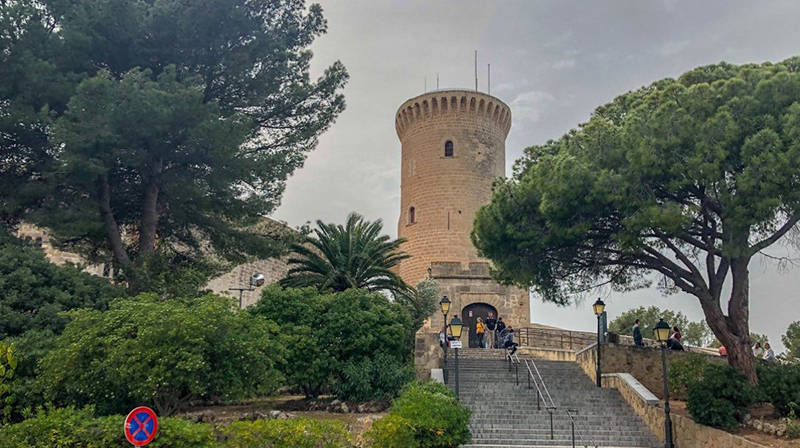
395,90,530,378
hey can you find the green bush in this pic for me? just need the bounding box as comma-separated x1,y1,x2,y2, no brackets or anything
0,341,17,424
334,353,415,402
252,286,413,400
668,353,709,400
365,381,471,448
6,329,56,414
686,364,755,429
0,406,215,448
222,417,351,448
757,362,800,417
365,413,418,448
0,231,124,339
38,294,284,416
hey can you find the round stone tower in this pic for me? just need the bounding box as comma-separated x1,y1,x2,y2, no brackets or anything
395,90,512,285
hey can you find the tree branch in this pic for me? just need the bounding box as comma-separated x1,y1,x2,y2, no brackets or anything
748,213,800,256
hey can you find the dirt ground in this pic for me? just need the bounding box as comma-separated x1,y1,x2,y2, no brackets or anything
670,401,800,447
185,395,384,442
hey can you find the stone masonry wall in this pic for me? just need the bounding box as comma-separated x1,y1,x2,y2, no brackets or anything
414,261,529,378
395,90,511,286
576,343,723,399
604,374,766,448
205,256,291,307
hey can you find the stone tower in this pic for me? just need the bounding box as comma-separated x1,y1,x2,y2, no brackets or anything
395,90,530,377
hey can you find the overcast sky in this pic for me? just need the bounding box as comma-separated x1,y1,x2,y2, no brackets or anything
272,0,800,351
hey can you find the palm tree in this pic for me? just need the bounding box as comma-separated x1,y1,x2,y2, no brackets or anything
280,213,411,296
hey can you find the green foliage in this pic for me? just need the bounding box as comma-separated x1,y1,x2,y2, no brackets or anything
609,306,688,340
782,321,800,362
684,321,714,348
473,58,800,380
251,287,413,400
4,329,54,414
757,362,800,417
2,0,347,285
396,278,440,333
367,381,471,448
750,333,770,347
38,294,284,416
222,418,352,448
0,341,18,424
668,353,709,400
334,354,415,402
280,213,411,297
0,231,123,339
687,364,755,428
786,405,800,439
0,406,216,448
365,413,418,448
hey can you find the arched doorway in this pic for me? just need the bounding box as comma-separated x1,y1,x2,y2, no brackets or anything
462,303,498,348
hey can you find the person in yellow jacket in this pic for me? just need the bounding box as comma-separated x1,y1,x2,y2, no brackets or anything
475,317,487,349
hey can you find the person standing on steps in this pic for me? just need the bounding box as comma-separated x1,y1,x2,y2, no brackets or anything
475,317,486,349
485,312,498,349
633,319,644,347
495,317,506,349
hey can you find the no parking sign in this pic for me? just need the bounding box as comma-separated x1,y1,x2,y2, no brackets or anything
124,406,158,446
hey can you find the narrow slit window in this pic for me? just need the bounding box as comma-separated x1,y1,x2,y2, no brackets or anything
409,206,416,224
444,141,454,157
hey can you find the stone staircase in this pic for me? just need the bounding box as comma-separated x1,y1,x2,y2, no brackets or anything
445,348,660,448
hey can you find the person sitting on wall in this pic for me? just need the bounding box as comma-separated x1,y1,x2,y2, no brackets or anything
503,326,519,355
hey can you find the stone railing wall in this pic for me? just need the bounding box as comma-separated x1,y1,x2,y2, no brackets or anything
603,373,767,448
576,343,723,399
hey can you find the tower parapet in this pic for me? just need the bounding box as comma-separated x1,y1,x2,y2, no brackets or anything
395,90,511,141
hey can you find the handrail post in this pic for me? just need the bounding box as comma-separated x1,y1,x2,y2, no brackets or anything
572,417,575,448
549,408,554,440
537,390,540,410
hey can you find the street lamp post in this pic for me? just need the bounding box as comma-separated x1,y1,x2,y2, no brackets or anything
448,315,464,400
592,298,606,388
654,318,674,448
229,273,266,308
440,296,451,384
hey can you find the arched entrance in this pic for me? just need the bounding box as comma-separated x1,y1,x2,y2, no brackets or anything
462,303,498,348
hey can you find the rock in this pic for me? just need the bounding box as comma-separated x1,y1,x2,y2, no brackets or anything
269,410,283,419
358,404,366,413
340,403,350,413
331,399,341,406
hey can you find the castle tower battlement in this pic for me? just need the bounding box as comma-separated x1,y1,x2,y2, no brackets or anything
396,90,512,286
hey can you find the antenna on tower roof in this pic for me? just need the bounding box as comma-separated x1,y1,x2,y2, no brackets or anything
474,50,478,92
488,64,491,95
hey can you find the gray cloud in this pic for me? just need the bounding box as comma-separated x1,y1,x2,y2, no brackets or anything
272,0,800,352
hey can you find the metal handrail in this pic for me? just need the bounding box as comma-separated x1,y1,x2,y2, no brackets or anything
522,356,598,448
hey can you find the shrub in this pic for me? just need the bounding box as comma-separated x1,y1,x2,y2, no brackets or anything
0,231,124,339
252,286,414,400
6,329,56,414
365,381,471,448
0,341,17,424
222,417,351,448
668,353,709,400
334,353,415,402
38,294,284,416
757,362,800,417
686,364,755,429
365,413,418,448
786,404,800,439
0,406,215,448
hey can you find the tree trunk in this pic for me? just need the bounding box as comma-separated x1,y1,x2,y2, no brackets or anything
701,257,757,384
97,175,130,267
138,158,162,255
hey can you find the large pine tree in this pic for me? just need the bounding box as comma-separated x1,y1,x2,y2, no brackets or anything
0,0,347,285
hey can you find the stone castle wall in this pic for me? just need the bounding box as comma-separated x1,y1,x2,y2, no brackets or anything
395,90,511,285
